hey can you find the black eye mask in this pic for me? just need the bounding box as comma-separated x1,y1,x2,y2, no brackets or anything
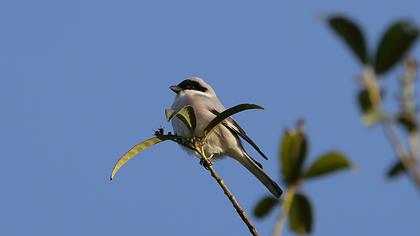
177,79,208,92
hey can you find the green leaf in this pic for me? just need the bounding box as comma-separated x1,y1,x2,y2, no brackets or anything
165,108,175,121
203,103,264,138
289,193,313,234
253,196,279,219
110,137,168,180
166,105,196,132
328,16,369,64
375,21,419,75
280,129,308,185
362,109,392,127
357,89,374,114
397,112,418,133
386,160,405,179
357,88,390,126
176,106,196,132
303,152,353,180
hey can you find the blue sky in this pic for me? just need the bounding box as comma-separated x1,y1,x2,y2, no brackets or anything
1,0,420,235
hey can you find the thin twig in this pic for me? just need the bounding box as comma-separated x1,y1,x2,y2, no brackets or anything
166,106,261,235
382,122,420,189
408,132,420,160
401,59,420,162
360,65,420,191
272,185,296,236
196,145,260,236
164,134,260,234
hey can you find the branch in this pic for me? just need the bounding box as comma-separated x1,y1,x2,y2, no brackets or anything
272,185,296,236
383,122,420,189
163,134,260,235
359,65,420,191
196,144,260,236
382,60,420,191
165,104,265,235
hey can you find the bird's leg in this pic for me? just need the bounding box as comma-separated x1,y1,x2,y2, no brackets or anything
199,154,213,170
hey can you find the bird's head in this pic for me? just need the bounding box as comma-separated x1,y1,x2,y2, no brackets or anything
170,77,216,98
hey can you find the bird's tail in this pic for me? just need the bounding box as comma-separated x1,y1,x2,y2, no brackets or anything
237,153,283,198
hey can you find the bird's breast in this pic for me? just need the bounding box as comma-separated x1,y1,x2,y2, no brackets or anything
171,94,216,137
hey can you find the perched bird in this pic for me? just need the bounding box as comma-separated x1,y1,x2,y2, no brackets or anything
170,77,282,198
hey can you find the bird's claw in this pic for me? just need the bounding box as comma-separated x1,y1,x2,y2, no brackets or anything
199,159,211,170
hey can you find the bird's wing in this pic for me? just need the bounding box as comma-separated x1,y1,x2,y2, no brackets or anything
210,109,268,160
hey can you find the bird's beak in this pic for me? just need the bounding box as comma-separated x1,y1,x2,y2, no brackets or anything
170,85,182,93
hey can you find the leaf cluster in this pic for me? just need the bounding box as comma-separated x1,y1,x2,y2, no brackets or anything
254,122,353,234
328,16,419,75
327,16,420,180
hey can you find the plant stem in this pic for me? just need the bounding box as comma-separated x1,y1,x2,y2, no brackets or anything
361,65,420,191
196,144,260,236
383,123,420,189
401,59,420,161
272,185,296,236
408,132,420,160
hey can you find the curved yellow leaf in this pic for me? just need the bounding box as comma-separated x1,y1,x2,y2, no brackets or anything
166,105,196,131
110,137,164,180
165,108,175,121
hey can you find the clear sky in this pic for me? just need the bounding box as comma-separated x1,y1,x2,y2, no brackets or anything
1,0,420,235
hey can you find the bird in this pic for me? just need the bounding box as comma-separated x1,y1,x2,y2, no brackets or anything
169,77,282,198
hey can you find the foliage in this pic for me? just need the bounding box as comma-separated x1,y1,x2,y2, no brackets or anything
289,193,313,234
165,105,196,131
327,16,419,75
254,196,279,218
254,121,353,235
328,16,368,64
327,15,420,185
